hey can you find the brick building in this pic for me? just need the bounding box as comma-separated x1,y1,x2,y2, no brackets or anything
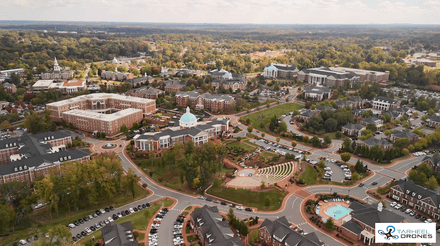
126,86,164,99
263,63,299,79
0,132,90,185
259,216,323,246
175,91,234,113
190,205,241,246
296,110,317,123
390,179,440,220
426,116,440,128
134,117,229,152
335,97,366,109
302,86,332,101
3,82,17,94
371,96,399,111
211,79,246,92
341,123,366,137
330,66,390,83
32,79,87,94
164,79,186,93
358,137,392,150
340,201,404,245
390,129,419,143
101,70,133,81
360,117,383,129
422,155,440,174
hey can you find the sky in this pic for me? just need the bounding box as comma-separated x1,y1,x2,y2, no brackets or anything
0,0,440,24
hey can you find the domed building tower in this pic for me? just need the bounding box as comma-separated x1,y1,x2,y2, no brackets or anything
179,106,197,128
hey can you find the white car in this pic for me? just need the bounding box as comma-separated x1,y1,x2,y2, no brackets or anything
394,204,402,209
85,227,92,233
324,167,331,171
108,217,114,222
129,208,135,213
68,223,75,229
425,219,433,223
198,196,205,200
100,208,106,214
236,206,244,210
390,202,397,207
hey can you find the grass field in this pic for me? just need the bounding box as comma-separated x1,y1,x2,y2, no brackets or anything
244,140,260,148
207,181,285,211
226,142,256,152
246,103,303,132
260,151,279,159
0,185,150,246
300,165,318,185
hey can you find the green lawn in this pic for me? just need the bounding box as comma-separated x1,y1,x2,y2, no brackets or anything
246,103,303,132
207,182,285,211
260,151,278,159
0,185,150,246
300,165,318,185
226,142,256,152
187,235,196,242
244,140,260,148
185,206,192,210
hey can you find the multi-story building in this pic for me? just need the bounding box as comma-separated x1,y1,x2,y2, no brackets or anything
298,67,359,88
211,79,246,92
360,117,383,129
313,105,335,114
263,63,299,79
426,116,440,128
259,217,323,246
0,68,25,80
100,70,133,81
390,129,419,143
390,179,440,220
340,201,404,245
0,132,90,184
127,73,153,87
47,93,156,121
101,221,138,246
190,205,242,246
341,123,366,137
164,79,186,93
330,66,390,83
422,155,440,174
2,82,17,94
335,97,366,109
62,108,143,137
126,86,164,99
208,69,241,80
358,137,392,150
175,91,234,113
296,110,317,122
302,86,332,101
32,79,87,94
134,112,229,152
40,58,73,80
371,96,399,111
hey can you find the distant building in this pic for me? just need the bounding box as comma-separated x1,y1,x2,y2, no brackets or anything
298,67,359,88
190,205,242,246
335,97,366,109
296,110,317,122
259,216,323,246
0,132,90,185
164,79,186,93
302,86,331,101
101,221,138,246
412,58,437,67
40,58,73,80
32,79,87,94
330,66,390,83
0,68,25,82
313,105,335,114
2,82,17,94
341,123,366,137
211,79,246,92
263,63,299,79
101,69,133,81
426,116,440,128
127,73,153,87
208,68,235,80
360,117,383,129
175,91,235,113
390,129,419,143
371,96,399,111
127,86,164,99
358,137,392,150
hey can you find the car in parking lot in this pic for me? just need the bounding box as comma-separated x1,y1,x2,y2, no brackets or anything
415,214,421,219
206,198,212,202
245,208,253,212
394,204,402,209
410,211,416,216
389,202,397,207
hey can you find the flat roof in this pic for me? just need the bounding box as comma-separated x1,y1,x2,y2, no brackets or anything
33,80,54,87
46,93,155,107
62,108,142,121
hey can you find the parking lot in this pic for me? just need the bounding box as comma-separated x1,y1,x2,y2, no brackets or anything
251,138,304,159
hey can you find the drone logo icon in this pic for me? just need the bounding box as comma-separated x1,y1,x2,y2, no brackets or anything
378,226,399,240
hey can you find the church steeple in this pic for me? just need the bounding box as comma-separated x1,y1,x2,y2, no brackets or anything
53,57,61,73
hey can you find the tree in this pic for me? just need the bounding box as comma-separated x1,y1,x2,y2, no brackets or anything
303,136,309,143
276,137,280,143
132,122,139,130
122,168,141,198
394,138,410,148
0,120,11,130
342,137,353,152
335,131,342,139
227,208,235,221
247,126,253,133
340,152,351,163
384,130,392,136
310,136,321,148
0,205,15,234
324,135,332,145
366,123,377,132
260,181,266,189
426,176,438,191
120,124,128,133
264,195,271,207
324,217,335,230
351,172,361,181
261,133,265,137
291,141,297,147
33,224,72,246
355,159,365,173
318,160,326,169
402,148,409,155
362,110,373,118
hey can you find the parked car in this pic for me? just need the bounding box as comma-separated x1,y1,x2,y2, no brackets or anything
390,202,397,207
372,182,378,186
358,183,364,187
245,208,253,212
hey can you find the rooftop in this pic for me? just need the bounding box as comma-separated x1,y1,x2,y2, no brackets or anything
46,93,155,107
62,108,142,122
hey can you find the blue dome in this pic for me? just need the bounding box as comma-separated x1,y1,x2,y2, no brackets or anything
180,112,197,123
